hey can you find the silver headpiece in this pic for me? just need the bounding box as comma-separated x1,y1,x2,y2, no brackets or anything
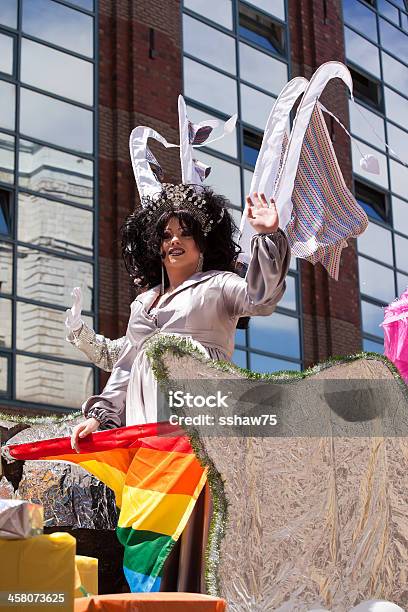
141,183,225,237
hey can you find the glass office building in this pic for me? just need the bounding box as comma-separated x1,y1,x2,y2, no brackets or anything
6,0,404,413
0,0,97,411
182,0,303,373
343,0,408,352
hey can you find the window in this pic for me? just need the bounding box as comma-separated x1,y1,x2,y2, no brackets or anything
278,275,297,311
16,246,94,310
183,57,238,116
390,159,408,199
379,17,408,64
68,0,93,9
250,312,300,358
240,83,276,130
232,349,247,368
343,0,378,42
250,353,301,373
18,139,94,206
345,27,381,78
16,355,94,407
355,180,389,222
348,65,383,111
387,123,408,160
0,354,9,396
361,300,385,337
239,42,287,94
342,0,408,354
243,129,262,167
351,139,389,190
349,100,385,150
16,302,94,361
22,0,93,57
244,0,285,21
0,81,16,131
196,151,241,206
377,0,400,24
0,0,17,29
0,133,15,185
358,220,393,264
0,298,12,347
0,189,11,236
358,256,395,301
0,33,15,76
17,193,93,257
384,86,408,126
239,2,285,54
21,38,94,106
392,196,408,236
397,272,408,294
0,241,13,293
20,88,93,154
382,51,408,97
363,337,384,352
184,0,233,30
183,14,236,74
394,234,408,272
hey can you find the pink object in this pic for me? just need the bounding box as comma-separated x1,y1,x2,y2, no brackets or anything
381,287,408,383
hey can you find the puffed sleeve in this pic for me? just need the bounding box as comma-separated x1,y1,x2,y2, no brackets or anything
222,229,291,318
67,322,126,372
81,337,137,428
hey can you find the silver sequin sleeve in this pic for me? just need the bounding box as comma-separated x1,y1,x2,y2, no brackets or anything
222,230,290,317
66,322,126,372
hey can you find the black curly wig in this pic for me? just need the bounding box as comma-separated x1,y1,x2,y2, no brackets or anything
121,186,242,290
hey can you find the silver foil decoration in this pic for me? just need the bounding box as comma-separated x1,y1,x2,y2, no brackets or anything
157,341,408,611
2,417,118,530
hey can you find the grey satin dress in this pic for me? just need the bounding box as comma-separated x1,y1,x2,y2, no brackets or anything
81,230,290,427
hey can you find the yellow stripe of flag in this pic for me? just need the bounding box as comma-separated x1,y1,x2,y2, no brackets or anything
118,470,207,537
79,460,127,507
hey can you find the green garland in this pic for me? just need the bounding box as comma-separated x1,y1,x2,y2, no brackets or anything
0,410,81,426
145,334,408,596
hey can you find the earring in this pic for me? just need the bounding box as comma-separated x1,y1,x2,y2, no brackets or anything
196,252,204,273
161,261,165,295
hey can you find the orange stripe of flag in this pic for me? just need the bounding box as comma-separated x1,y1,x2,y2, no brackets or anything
124,447,205,496
39,448,137,475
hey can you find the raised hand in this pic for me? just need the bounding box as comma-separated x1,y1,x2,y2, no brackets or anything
245,192,279,234
65,286,83,333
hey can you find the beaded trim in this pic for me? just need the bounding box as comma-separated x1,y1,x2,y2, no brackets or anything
141,183,225,237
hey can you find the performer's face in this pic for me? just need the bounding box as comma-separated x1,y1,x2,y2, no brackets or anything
161,216,201,272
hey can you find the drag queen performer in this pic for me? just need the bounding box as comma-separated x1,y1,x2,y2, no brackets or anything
71,186,290,450
71,60,372,450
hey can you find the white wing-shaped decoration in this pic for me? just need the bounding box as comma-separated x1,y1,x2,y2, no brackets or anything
238,76,308,264
129,96,237,202
178,94,237,185
129,126,177,201
238,61,368,280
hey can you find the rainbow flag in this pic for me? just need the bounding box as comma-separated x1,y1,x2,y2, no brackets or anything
7,423,207,592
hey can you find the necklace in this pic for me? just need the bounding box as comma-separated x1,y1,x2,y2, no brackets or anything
162,285,177,296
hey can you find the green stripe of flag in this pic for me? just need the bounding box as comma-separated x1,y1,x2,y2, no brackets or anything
117,526,175,578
